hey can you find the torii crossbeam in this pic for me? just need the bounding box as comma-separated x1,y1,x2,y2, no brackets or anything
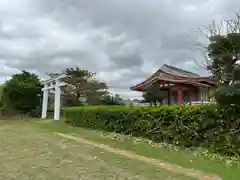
41,74,66,120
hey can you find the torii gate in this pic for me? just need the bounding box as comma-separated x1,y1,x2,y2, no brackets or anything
41,74,66,120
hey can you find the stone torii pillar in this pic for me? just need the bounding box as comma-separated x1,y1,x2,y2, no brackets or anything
41,74,66,120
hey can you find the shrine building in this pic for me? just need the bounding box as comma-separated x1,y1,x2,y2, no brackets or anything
130,64,216,105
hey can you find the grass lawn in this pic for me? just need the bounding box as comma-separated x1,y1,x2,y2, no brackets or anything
0,119,239,180
0,120,195,180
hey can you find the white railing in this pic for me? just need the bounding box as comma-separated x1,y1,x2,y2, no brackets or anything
190,101,215,105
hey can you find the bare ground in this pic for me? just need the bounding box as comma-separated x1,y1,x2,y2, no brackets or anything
0,123,197,180
55,132,222,180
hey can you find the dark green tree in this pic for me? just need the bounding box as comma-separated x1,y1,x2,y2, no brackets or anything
200,14,240,135
102,94,124,105
207,34,240,84
4,71,42,113
49,67,109,106
143,86,166,106
0,85,4,108
204,15,240,106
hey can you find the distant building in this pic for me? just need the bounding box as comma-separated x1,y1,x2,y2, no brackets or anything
119,99,132,105
130,64,216,105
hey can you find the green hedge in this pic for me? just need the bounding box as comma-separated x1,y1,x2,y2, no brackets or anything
62,105,240,156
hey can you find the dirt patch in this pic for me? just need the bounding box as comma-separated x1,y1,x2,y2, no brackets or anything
0,126,192,180
55,132,222,180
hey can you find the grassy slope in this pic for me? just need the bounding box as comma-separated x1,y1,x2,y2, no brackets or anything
31,120,240,180
0,120,194,180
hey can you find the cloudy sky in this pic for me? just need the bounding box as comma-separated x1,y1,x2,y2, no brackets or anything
0,0,239,99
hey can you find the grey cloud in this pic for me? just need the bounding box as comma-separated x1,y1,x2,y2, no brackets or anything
100,67,154,90
0,0,238,98
106,38,143,69
4,50,99,75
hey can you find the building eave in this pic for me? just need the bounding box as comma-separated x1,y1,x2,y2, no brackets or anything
131,64,216,91
131,77,213,92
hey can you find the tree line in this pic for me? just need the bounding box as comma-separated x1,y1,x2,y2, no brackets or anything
0,67,123,116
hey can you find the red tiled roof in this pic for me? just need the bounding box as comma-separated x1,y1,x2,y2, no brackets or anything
130,64,216,91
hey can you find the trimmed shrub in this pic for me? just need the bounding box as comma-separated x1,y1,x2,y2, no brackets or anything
62,105,240,156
